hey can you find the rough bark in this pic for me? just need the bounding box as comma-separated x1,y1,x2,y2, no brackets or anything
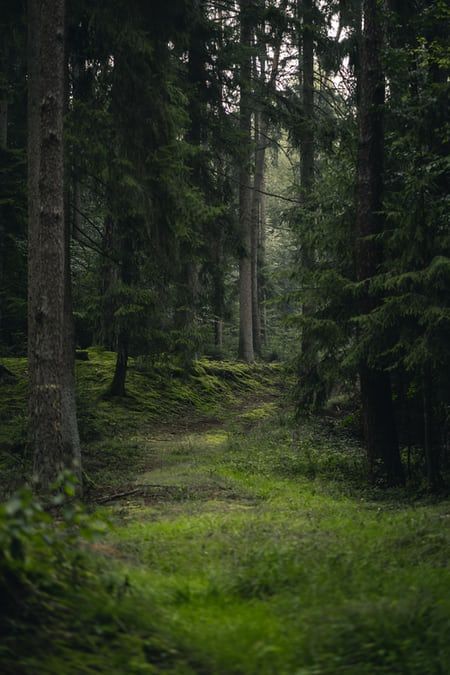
238,0,254,363
0,34,9,346
28,0,81,490
355,0,404,486
62,25,82,485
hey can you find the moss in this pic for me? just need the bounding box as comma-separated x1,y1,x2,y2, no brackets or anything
0,350,282,494
2,372,450,673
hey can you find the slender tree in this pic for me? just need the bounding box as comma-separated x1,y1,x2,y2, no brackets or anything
28,0,81,490
238,0,254,362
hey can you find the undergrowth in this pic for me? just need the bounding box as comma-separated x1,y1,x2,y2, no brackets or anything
1,352,450,673
0,349,280,495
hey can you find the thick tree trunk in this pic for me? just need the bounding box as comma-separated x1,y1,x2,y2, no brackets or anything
62,24,82,485
175,260,200,368
0,55,6,343
28,0,81,490
355,0,403,486
423,370,443,492
238,0,254,363
360,366,403,485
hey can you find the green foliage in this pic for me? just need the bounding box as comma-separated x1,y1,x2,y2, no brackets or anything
0,349,281,493
70,402,450,674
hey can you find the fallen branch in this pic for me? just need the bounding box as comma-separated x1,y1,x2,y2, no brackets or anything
95,484,183,504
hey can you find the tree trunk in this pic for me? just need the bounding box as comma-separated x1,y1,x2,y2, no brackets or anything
0,37,8,347
98,215,119,349
355,0,403,486
212,233,225,354
109,228,132,396
28,0,81,491
251,111,264,357
423,370,443,492
109,327,129,397
62,18,82,486
238,0,254,363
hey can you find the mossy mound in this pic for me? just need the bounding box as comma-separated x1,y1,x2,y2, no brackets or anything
0,349,282,495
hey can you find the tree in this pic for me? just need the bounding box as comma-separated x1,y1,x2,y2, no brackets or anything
354,0,403,486
28,0,81,491
238,0,255,363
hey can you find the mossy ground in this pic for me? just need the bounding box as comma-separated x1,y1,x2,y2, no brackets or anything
0,348,280,495
1,351,450,674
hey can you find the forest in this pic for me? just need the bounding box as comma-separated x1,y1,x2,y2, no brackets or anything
0,0,449,672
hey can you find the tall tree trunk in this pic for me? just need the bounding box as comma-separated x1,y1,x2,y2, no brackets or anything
238,0,254,362
0,40,8,346
355,0,403,486
28,0,81,490
62,18,82,485
296,0,318,406
251,6,286,355
251,110,263,357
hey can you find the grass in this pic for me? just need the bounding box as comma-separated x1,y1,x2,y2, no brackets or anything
96,423,450,675
0,348,280,494
1,350,450,673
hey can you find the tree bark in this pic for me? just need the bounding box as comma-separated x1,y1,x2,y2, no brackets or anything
28,0,81,491
251,6,286,355
355,0,403,486
423,370,443,492
238,0,254,363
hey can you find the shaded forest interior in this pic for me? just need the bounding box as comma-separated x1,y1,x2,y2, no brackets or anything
0,0,450,673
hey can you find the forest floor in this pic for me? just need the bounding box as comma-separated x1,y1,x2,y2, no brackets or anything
1,351,450,674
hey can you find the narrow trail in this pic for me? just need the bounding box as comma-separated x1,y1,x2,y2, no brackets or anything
93,392,279,508
87,390,450,674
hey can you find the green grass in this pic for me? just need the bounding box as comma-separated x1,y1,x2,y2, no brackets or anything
1,351,450,673
0,349,280,494
92,421,450,675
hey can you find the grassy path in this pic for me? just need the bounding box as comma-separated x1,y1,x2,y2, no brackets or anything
92,397,450,675
1,354,450,673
